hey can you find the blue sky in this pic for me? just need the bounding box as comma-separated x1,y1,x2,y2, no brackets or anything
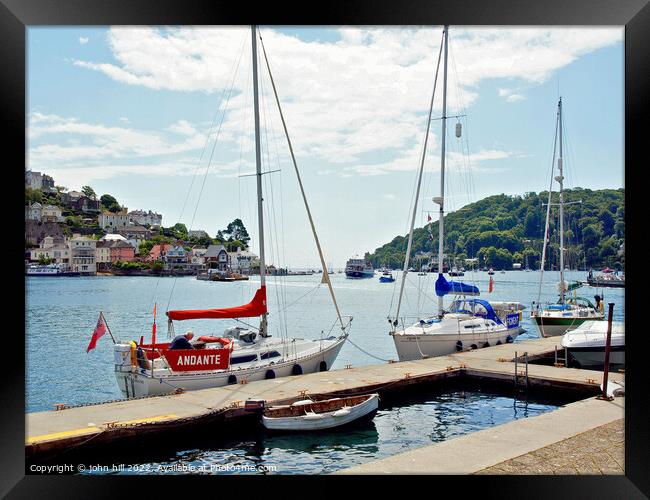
27,26,623,268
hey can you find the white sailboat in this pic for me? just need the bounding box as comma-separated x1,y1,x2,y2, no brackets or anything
113,26,350,398
531,98,604,337
390,26,525,361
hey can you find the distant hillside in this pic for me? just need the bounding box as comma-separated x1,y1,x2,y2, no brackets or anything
367,188,624,271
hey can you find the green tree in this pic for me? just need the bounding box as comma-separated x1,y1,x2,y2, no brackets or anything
222,219,250,247
81,186,97,199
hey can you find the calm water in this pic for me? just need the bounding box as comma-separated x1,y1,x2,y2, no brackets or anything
83,386,572,475
26,270,624,413
26,270,622,473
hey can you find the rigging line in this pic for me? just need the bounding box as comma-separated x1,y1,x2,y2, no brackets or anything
142,32,248,330
537,104,560,305
259,64,288,340
394,28,445,325
344,336,392,363
165,40,247,313
258,31,347,332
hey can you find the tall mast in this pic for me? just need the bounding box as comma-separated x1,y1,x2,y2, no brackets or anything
436,25,449,317
392,27,444,327
251,25,268,335
557,97,565,303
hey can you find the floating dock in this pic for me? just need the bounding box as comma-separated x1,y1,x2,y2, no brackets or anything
26,336,624,462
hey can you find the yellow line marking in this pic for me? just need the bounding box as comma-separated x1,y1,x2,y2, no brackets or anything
26,414,178,444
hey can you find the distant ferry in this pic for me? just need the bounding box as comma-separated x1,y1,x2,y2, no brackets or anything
345,256,374,278
26,264,80,277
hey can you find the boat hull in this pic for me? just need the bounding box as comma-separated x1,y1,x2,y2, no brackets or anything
391,327,521,360
262,394,379,431
346,270,374,278
532,316,602,338
567,347,625,370
115,337,346,398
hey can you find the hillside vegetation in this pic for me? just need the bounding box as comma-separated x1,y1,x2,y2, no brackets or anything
367,188,624,271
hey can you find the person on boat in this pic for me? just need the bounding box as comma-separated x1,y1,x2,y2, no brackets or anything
170,331,195,350
594,294,601,311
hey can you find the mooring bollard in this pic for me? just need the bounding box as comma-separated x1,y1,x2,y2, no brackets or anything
598,303,615,401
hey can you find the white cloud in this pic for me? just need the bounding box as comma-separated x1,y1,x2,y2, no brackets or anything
498,87,527,102
79,36,89,45
66,26,621,179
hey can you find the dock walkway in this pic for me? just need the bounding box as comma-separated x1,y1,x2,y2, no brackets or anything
26,336,623,460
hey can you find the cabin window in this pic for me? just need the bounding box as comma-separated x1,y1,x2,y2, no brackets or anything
230,354,258,364
260,351,281,360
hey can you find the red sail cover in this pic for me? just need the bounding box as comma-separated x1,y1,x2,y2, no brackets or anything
166,286,267,321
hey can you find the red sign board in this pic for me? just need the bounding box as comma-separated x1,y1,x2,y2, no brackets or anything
162,348,231,372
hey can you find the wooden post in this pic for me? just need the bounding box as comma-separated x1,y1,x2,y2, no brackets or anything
599,303,615,401
514,351,518,387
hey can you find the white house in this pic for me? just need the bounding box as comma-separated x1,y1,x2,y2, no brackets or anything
99,211,130,230
69,235,97,275
128,209,162,226
25,202,42,221
30,236,70,265
228,247,258,273
41,204,64,223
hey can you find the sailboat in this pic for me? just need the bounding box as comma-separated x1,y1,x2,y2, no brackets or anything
113,26,350,398
531,98,604,337
390,26,525,361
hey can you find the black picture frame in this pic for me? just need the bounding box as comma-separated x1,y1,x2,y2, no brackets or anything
5,0,648,496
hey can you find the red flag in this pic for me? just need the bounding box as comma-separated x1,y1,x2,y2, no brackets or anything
427,214,432,222
152,303,157,346
87,314,107,353
488,275,494,293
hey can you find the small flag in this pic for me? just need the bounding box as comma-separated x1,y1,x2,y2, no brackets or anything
427,214,432,222
152,303,157,346
488,275,494,293
87,314,107,353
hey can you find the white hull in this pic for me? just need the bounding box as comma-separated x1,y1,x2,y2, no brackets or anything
532,313,604,338
262,394,379,431
569,349,625,369
115,336,346,398
391,325,520,360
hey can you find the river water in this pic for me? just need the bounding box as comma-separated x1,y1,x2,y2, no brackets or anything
26,270,624,473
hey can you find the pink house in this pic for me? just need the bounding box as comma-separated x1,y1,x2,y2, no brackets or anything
109,240,136,263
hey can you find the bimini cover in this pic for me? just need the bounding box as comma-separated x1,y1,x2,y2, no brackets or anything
435,273,480,297
466,299,501,324
166,286,267,321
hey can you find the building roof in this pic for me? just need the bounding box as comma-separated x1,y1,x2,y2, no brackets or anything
205,244,228,258
101,234,128,242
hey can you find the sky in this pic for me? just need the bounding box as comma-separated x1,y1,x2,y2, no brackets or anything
27,26,624,268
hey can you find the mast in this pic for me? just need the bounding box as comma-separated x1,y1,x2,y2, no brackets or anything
392,27,444,327
536,101,560,305
251,25,268,335
557,97,565,303
436,25,449,317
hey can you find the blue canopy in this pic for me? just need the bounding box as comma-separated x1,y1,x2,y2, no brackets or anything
465,299,501,324
435,273,480,297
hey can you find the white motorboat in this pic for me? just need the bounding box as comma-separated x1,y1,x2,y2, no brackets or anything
389,26,524,361
531,98,604,337
261,394,380,431
26,263,80,277
111,26,351,398
345,256,374,278
561,320,624,369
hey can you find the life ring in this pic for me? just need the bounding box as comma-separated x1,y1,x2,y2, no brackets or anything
198,336,233,349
